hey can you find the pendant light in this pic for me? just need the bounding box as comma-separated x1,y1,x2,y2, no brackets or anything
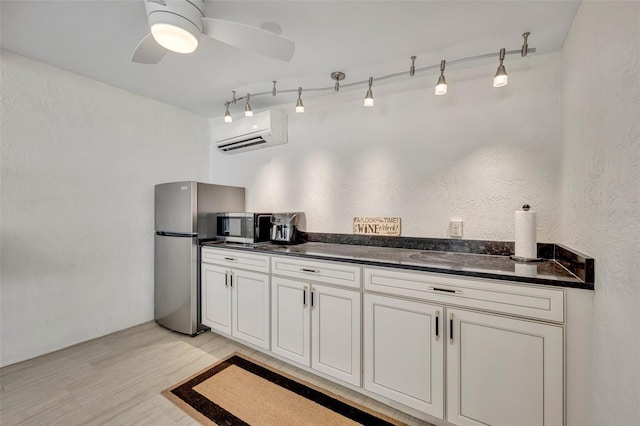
435,60,447,95
493,48,508,88
224,103,232,123
363,77,374,107
244,93,253,117
295,87,305,113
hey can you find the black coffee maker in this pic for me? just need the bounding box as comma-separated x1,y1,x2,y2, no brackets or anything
270,212,306,244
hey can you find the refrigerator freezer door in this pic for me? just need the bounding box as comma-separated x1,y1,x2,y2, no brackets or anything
154,233,198,334
155,182,197,234
196,183,245,239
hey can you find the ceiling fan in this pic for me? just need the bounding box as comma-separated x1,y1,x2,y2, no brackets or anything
131,0,295,64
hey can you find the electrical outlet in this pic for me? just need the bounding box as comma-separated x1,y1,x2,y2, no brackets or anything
449,220,463,237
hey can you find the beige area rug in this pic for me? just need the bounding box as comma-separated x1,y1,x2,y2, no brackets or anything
162,353,405,425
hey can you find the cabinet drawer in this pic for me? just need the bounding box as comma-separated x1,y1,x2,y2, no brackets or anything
271,256,361,289
201,247,270,273
364,267,564,322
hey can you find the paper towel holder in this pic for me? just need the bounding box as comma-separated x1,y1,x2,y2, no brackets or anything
510,203,543,263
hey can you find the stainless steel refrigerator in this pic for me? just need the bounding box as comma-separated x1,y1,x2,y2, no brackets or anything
154,181,245,335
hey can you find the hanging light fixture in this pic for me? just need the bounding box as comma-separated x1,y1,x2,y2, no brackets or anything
364,77,374,107
493,48,508,88
224,102,232,123
296,87,305,113
244,94,253,117
435,60,448,95
221,33,535,115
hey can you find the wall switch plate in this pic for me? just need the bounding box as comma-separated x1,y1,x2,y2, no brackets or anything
449,220,463,237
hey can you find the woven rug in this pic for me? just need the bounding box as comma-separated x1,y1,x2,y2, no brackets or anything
162,353,405,425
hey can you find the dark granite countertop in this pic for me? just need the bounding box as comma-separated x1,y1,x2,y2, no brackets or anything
201,240,593,290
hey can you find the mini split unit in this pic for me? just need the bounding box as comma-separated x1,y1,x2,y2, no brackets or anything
212,110,288,154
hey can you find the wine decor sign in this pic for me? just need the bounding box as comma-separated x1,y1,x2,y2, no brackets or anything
353,217,401,236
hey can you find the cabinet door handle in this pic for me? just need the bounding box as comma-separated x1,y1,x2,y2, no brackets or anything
224,257,237,262
449,313,454,344
224,273,229,288
311,290,315,308
429,286,462,294
300,268,320,274
303,287,308,307
230,273,233,288
435,311,440,341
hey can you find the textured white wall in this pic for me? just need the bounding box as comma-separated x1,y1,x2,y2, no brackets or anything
0,51,209,367
560,3,640,424
210,53,563,242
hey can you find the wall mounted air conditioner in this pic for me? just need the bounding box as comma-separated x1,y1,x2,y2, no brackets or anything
212,109,287,154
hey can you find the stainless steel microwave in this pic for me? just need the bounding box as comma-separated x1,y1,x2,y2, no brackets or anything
216,213,272,244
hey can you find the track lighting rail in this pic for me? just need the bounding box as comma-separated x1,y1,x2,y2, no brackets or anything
222,33,535,120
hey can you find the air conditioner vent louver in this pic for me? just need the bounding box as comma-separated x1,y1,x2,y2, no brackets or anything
212,110,287,154
218,137,268,152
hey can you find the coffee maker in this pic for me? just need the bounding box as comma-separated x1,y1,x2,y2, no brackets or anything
270,212,306,244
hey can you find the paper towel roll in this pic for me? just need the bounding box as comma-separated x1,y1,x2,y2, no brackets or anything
515,209,538,259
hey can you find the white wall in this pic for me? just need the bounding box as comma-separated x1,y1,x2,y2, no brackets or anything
560,2,640,424
210,52,563,241
0,51,209,367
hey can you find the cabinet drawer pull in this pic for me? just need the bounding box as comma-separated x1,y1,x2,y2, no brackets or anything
435,311,440,341
224,257,237,262
449,313,454,343
429,286,462,294
300,267,320,274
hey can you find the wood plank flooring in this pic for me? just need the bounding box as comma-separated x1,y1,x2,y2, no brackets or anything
0,322,433,425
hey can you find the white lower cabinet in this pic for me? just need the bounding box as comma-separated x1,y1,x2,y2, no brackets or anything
364,293,444,419
446,307,564,426
200,249,572,426
271,276,361,386
201,263,270,350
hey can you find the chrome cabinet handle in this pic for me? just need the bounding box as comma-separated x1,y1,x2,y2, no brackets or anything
449,313,454,344
429,286,462,294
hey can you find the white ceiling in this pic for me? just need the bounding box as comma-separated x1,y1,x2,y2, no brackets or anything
1,0,580,117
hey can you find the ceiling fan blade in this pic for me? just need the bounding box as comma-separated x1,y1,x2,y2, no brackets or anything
131,33,167,64
202,18,295,62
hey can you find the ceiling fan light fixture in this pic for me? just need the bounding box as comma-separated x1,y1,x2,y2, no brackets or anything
146,1,204,54
151,22,199,53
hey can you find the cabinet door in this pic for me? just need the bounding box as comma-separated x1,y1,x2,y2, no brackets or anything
364,294,444,419
232,270,270,350
447,308,564,426
311,285,361,386
271,276,310,366
201,263,231,334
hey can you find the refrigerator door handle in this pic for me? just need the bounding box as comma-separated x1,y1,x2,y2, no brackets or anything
156,231,198,237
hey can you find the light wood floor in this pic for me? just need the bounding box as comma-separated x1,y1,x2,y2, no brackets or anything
0,322,433,425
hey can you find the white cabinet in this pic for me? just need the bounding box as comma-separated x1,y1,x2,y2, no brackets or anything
270,276,309,365
446,308,564,426
201,248,270,350
363,266,566,426
364,293,444,419
271,260,362,387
